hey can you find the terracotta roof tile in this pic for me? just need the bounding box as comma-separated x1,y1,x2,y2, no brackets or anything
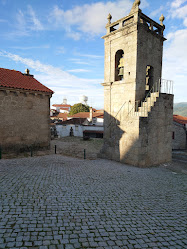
56,113,68,120
173,115,187,125
58,118,88,125
0,68,53,93
53,104,71,108
70,112,104,119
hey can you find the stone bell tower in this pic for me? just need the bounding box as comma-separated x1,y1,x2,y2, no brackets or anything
100,0,174,167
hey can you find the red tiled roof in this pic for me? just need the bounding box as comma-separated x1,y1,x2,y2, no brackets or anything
173,115,187,125
70,112,89,118
95,109,104,113
60,107,70,110
70,112,104,119
58,118,88,125
56,113,68,120
53,104,71,108
0,68,53,93
94,113,104,118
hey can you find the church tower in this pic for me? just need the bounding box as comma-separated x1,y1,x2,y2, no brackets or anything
100,0,173,167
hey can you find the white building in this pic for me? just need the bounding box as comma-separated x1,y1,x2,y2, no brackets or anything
56,109,104,138
52,98,71,113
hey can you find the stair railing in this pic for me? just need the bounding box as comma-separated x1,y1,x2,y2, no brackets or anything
128,79,173,117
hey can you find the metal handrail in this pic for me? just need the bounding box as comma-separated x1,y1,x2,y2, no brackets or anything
107,101,127,128
106,79,173,125
128,79,173,117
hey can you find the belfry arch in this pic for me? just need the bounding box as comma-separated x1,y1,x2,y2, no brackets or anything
115,50,124,81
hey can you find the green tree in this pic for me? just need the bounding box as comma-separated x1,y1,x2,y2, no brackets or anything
69,103,90,115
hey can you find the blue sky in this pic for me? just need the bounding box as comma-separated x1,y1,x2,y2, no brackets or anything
0,0,186,109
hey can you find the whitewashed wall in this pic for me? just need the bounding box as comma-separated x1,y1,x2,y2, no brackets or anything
56,124,104,138
56,124,83,137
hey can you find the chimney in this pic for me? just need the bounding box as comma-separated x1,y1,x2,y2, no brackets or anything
24,68,34,77
90,107,93,122
63,98,67,105
25,68,30,75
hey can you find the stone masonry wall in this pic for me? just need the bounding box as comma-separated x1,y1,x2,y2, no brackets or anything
172,122,186,150
101,93,173,167
0,89,51,151
136,23,163,102
138,94,173,167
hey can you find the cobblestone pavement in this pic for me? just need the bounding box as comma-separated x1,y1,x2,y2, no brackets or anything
0,155,186,249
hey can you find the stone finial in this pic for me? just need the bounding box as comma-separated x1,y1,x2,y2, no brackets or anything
159,14,165,26
134,0,141,7
25,68,30,75
130,0,141,14
107,13,112,25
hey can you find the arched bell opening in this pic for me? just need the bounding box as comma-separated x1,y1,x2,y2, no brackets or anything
115,50,124,81
145,65,154,92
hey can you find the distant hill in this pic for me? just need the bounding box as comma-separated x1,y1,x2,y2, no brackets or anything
174,102,187,117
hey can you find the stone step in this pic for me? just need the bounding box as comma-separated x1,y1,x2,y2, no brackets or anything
150,92,159,98
138,105,152,113
135,111,148,117
143,96,157,104
172,151,187,162
138,92,159,116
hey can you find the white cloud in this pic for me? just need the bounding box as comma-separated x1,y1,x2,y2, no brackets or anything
149,6,164,18
10,45,50,50
169,0,187,26
0,50,104,108
141,0,149,9
49,0,149,39
74,53,103,59
56,46,65,54
67,69,91,73
184,17,187,26
171,4,187,19
171,0,187,8
69,58,90,65
27,5,44,31
12,5,44,37
67,31,81,40
0,50,76,81
16,10,26,31
163,28,187,102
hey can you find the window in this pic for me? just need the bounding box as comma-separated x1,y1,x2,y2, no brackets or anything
146,65,154,91
172,132,175,140
115,50,124,81
75,125,79,131
92,118,97,125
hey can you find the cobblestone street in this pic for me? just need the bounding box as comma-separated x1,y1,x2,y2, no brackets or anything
0,155,186,249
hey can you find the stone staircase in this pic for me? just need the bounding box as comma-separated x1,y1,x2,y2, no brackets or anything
135,92,159,117
172,150,187,164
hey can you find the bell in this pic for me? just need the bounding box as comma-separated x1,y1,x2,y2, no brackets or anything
118,67,124,77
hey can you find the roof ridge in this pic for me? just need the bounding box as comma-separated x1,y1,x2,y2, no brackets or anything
0,68,53,94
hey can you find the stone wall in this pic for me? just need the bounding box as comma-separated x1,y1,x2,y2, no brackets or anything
103,20,138,105
138,94,173,167
136,23,163,102
0,88,51,151
100,93,173,167
172,122,186,150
